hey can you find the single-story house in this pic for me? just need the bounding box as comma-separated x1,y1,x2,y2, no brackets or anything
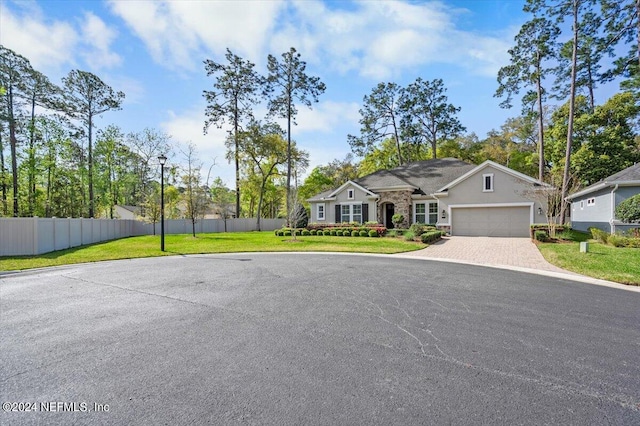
567,162,640,233
308,158,548,237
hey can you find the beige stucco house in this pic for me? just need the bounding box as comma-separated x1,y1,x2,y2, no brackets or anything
308,158,548,237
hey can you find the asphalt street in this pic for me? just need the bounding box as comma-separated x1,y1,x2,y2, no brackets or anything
1,253,639,425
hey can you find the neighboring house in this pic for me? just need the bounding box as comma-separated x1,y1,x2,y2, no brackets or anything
567,162,640,234
114,205,142,220
308,158,548,237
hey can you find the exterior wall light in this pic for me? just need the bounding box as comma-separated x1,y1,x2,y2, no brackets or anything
441,209,446,219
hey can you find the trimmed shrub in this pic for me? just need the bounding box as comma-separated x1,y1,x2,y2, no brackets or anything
608,234,628,247
556,229,575,241
301,230,311,236
335,230,343,236
283,230,292,236
323,230,331,236
329,229,336,236
589,227,609,244
310,229,317,235
359,230,369,237
534,230,548,242
351,230,359,237
392,214,404,228
420,230,445,244
368,229,379,237
403,231,416,241
408,223,428,237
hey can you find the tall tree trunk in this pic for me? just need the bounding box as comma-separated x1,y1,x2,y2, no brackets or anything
8,86,19,217
28,95,37,216
392,113,403,165
234,97,241,219
535,51,545,182
560,0,580,225
88,113,94,218
0,124,7,216
286,89,292,226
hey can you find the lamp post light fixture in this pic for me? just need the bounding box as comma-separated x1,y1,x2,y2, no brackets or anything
158,154,167,252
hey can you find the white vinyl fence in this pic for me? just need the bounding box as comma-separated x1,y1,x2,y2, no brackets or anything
0,217,285,256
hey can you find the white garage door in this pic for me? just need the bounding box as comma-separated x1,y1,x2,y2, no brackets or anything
452,206,531,237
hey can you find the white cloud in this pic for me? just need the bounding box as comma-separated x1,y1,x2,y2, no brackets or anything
292,101,360,133
0,3,122,77
269,0,511,80
107,0,284,70
79,12,122,70
160,106,234,183
0,4,77,71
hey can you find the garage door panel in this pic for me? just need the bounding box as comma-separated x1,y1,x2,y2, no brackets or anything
452,206,530,237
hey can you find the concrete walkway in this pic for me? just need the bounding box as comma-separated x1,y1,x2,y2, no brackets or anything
399,236,575,274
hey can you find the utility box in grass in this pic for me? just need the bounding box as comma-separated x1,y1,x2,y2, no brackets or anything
580,242,589,253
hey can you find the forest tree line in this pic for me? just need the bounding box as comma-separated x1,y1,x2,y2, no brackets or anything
2,0,639,225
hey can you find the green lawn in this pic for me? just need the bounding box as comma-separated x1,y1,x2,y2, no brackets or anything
0,232,425,272
538,240,640,285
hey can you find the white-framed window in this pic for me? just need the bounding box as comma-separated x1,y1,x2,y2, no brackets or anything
347,189,355,199
353,204,362,223
340,203,363,224
428,202,438,224
414,202,438,224
415,203,426,223
341,204,351,223
317,203,325,221
587,197,595,206
483,173,494,192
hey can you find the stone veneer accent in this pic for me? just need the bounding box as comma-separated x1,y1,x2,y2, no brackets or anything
377,190,414,228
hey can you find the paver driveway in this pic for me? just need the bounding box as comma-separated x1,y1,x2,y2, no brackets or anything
399,236,574,274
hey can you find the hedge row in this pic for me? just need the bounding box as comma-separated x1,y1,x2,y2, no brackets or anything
590,227,640,248
420,230,446,244
306,222,387,236
275,228,381,237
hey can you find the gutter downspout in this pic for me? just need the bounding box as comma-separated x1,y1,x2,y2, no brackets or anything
610,184,619,234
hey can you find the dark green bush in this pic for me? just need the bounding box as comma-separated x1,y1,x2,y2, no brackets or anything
359,230,368,237
323,230,331,236
310,229,317,235
301,230,310,236
420,230,445,244
534,230,548,242
330,230,337,236
283,230,292,236
368,229,379,237
615,194,640,223
336,230,343,236
351,230,359,237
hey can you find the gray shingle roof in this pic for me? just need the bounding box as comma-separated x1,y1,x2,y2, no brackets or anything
604,162,640,182
355,158,475,195
307,158,476,201
568,162,640,199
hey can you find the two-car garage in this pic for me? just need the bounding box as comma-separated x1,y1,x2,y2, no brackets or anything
450,205,532,237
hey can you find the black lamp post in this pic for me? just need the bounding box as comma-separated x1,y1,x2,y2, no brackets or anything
158,154,167,251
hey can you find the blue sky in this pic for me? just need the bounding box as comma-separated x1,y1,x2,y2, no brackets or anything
0,0,601,187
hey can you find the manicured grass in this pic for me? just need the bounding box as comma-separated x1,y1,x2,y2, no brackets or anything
538,240,640,285
0,232,425,272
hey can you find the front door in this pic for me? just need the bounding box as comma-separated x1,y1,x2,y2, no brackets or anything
385,204,395,229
